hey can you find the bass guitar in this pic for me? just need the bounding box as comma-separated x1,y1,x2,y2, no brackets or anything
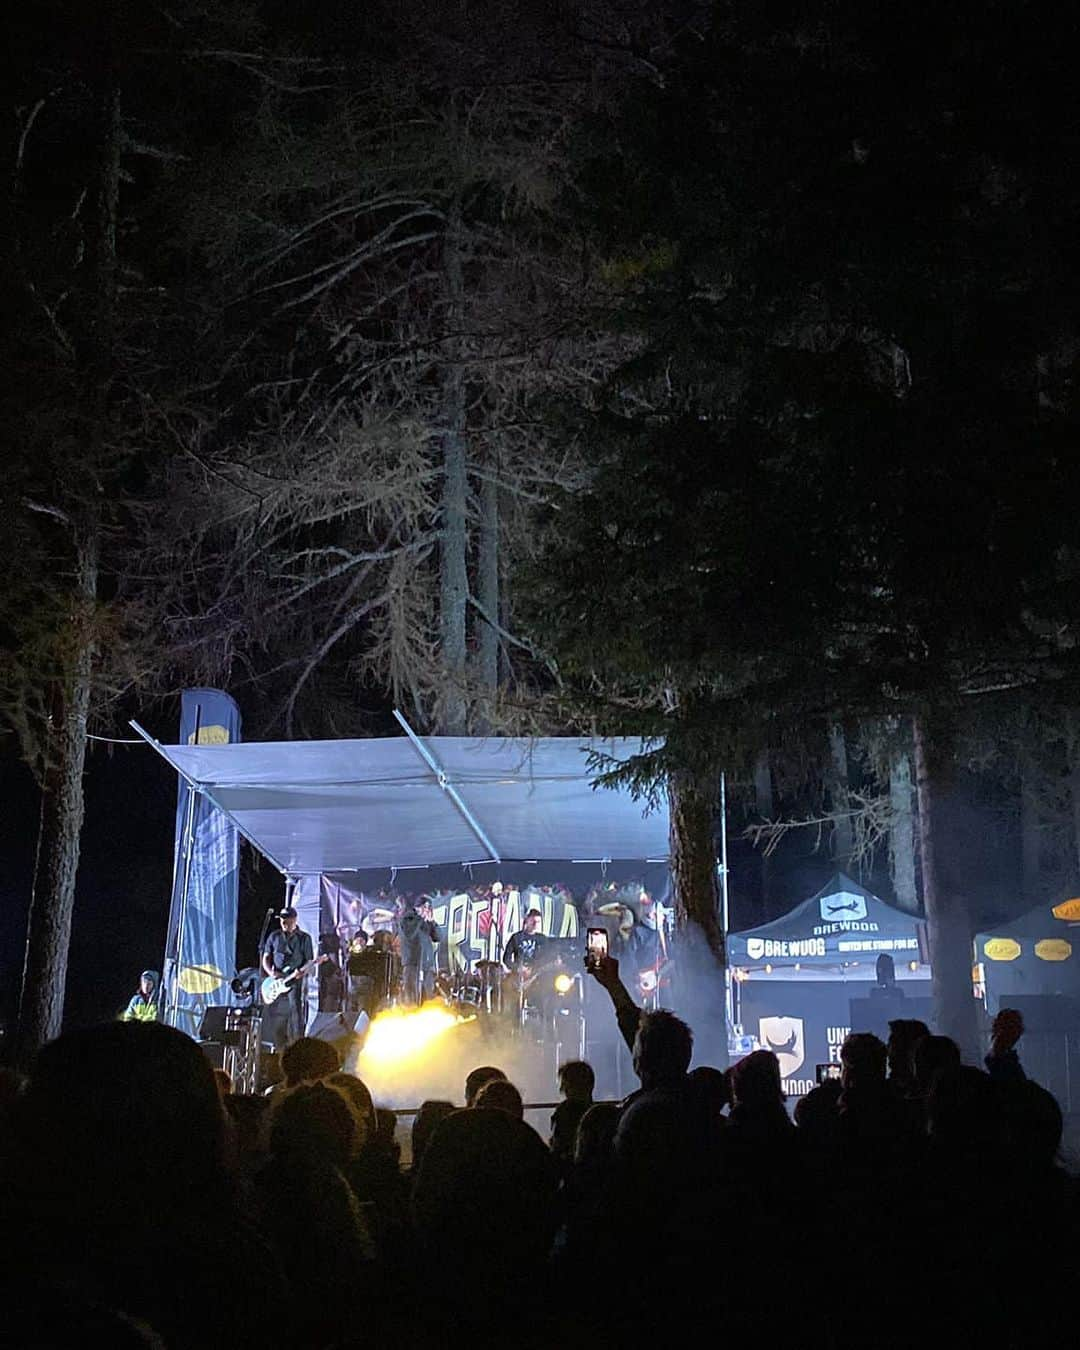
261,954,329,1005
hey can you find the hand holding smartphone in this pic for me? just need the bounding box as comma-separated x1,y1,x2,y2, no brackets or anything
585,927,609,972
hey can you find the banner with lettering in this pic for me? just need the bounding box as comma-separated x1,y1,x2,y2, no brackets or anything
162,689,242,1034
293,861,670,1000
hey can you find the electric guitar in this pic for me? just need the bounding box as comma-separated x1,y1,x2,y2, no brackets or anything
637,959,674,998
261,955,329,1005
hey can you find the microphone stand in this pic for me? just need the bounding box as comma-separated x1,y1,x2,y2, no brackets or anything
251,907,275,1073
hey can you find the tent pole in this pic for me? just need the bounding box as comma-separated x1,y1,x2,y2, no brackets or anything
392,709,502,863
720,771,733,1039
170,704,201,1033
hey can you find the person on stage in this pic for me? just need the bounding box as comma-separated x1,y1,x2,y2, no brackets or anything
261,905,315,1051
399,897,440,1004
625,893,673,1008
503,908,549,972
121,970,160,1022
348,929,402,1016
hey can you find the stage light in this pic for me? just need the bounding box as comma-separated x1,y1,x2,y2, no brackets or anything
908,960,919,972
794,962,801,971
358,1001,473,1068
553,972,574,995
764,963,772,974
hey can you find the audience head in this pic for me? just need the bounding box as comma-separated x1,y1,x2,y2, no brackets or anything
21,1021,228,1213
912,1035,962,1099
887,1019,930,1087
794,1078,842,1136
1008,1080,1063,1168
327,1073,375,1144
633,1009,693,1086
730,1050,784,1110
223,1093,271,1163
687,1065,731,1117
465,1065,507,1106
574,1102,620,1168
280,1036,341,1087
926,1065,1002,1157
475,1078,524,1120
558,1060,595,1102
412,1100,456,1172
840,1033,887,1092
271,1081,359,1167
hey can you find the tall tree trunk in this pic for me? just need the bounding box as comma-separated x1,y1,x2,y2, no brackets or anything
912,708,980,1062
437,196,469,735
1065,710,1080,887
889,745,919,912
16,528,98,1063
1069,764,1080,889
474,468,499,692
669,766,728,1068
753,749,774,913
16,60,117,1062
827,723,853,867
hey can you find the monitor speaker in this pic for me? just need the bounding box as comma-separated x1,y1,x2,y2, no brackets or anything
199,1040,226,1071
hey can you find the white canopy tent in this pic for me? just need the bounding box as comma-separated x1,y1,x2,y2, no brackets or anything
133,720,670,876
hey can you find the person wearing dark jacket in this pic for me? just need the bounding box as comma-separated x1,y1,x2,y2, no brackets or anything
399,899,439,1004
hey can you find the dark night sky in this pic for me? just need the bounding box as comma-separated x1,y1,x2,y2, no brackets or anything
0,715,284,1034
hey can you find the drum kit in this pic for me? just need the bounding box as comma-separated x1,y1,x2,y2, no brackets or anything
338,927,584,1035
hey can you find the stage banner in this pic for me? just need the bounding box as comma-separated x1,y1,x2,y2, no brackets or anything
162,689,242,1034
316,873,582,974
304,864,662,964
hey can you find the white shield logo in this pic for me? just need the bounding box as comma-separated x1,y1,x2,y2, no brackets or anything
758,1016,805,1078
819,891,867,922
746,937,765,961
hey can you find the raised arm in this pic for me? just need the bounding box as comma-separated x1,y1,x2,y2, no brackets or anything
588,954,642,1054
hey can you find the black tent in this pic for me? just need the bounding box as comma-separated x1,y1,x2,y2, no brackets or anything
729,874,930,1099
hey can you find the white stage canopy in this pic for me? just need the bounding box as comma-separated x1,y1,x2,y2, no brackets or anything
135,727,669,876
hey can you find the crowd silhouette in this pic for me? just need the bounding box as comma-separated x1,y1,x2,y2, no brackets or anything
0,958,1074,1348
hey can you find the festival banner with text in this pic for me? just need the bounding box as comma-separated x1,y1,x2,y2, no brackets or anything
163,689,242,1032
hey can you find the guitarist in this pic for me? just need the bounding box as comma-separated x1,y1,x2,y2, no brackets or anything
503,908,549,975
627,894,672,1010
261,906,315,1050
502,909,553,1027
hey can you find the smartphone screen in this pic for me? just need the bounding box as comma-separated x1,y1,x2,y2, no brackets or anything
815,1063,841,1085
585,927,609,969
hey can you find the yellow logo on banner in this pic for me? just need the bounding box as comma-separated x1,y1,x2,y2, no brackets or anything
188,725,229,746
178,963,225,995
983,938,1021,962
1051,898,1080,921
1034,939,1072,962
